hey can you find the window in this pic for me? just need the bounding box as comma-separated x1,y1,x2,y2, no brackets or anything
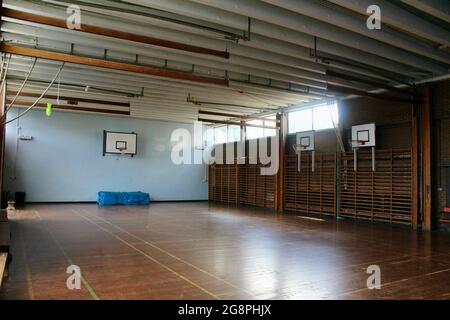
205,114,278,145
288,102,338,134
205,127,214,146
205,124,241,146
263,115,276,137
246,115,277,140
214,126,227,144
313,104,338,130
228,125,241,142
246,120,264,140
288,109,312,133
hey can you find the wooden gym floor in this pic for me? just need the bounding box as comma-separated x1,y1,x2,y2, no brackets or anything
1,202,450,300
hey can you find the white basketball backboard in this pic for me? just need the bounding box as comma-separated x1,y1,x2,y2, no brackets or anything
103,130,137,156
295,130,315,151
351,123,376,148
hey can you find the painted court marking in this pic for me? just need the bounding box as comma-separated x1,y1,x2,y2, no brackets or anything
78,207,256,298
17,218,35,300
72,209,221,300
33,210,99,300
336,267,450,298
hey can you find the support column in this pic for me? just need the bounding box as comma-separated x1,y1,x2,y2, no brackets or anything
422,86,432,230
276,112,287,211
411,89,420,229
0,0,4,207
0,79,5,207
236,120,246,206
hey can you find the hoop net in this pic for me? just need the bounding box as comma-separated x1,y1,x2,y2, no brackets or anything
351,140,366,148
292,144,309,153
116,147,128,154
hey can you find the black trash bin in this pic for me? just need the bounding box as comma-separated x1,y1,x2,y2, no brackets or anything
15,192,26,209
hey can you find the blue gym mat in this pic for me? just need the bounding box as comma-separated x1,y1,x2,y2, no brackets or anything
97,191,150,206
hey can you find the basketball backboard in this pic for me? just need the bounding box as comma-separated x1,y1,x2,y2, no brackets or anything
103,130,137,156
351,123,376,148
295,130,315,152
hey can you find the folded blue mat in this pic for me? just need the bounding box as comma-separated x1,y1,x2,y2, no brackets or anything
97,191,118,206
97,191,150,206
117,192,150,205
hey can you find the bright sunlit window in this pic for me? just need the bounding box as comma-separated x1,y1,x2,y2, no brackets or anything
206,127,215,146
263,115,276,138
288,102,338,134
246,115,276,140
205,114,277,146
228,125,241,142
246,120,264,140
288,109,312,133
205,125,241,146
214,126,227,144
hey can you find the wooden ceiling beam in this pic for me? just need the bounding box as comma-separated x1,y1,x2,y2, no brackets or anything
2,8,230,59
0,44,229,86
327,84,413,104
199,110,277,122
6,91,130,107
198,117,278,129
7,100,130,115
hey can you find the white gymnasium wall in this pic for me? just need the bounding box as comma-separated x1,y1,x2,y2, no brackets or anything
3,109,208,202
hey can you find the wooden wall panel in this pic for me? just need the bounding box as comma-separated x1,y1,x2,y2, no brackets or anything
208,144,413,226
208,164,238,204
239,164,276,208
208,138,277,209
339,149,412,224
284,152,336,215
208,162,276,208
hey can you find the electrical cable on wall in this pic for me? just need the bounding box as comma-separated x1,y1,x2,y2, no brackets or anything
2,62,65,125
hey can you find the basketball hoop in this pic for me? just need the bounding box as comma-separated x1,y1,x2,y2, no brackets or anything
351,140,366,149
114,139,128,154
294,131,315,173
292,144,308,153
